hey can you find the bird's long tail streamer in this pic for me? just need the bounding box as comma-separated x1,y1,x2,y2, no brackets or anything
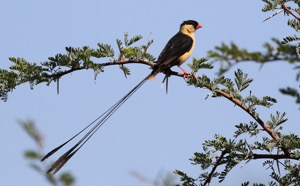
41,75,149,174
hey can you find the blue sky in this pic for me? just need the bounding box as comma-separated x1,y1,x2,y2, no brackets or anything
1,0,299,185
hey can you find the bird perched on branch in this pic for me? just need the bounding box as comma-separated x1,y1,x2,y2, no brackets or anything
41,20,202,174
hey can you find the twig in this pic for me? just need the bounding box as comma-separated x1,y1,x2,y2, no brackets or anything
252,153,298,160
202,152,298,185
282,4,300,21
204,149,228,185
263,9,284,22
46,59,185,82
101,59,154,67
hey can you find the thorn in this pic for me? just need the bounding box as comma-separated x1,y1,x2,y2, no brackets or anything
160,82,164,90
263,9,284,22
57,79,60,95
205,91,212,100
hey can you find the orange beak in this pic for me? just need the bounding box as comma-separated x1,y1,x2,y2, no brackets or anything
197,24,203,29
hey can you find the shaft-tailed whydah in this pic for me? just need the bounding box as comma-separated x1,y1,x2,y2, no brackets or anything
41,20,202,174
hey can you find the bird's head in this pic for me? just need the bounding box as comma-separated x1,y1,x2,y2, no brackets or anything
180,20,202,34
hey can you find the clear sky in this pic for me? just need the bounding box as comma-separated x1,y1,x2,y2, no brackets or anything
1,0,299,185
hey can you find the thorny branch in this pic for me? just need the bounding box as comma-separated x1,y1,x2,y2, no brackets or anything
181,72,299,185
187,74,291,156
201,150,299,185
203,149,228,185
41,59,184,84
49,59,154,80
282,3,300,21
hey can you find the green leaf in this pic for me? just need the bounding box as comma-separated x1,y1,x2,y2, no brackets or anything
119,64,130,78
187,57,212,73
124,33,142,47
127,35,142,46
279,87,300,106
116,39,123,53
59,172,75,186
24,150,41,159
18,120,43,147
96,43,114,58
234,69,253,92
281,35,300,45
266,112,288,130
262,0,278,12
234,122,259,137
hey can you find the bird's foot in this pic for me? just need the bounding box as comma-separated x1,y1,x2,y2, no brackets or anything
178,66,191,78
180,70,192,79
182,72,198,80
183,71,191,77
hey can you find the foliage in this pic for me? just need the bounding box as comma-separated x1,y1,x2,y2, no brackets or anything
2,1,300,185
174,60,300,186
19,119,75,186
208,0,300,108
207,38,299,76
0,33,154,101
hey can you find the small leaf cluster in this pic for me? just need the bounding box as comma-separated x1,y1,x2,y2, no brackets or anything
279,63,300,108
207,1,300,108
175,110,300,185
262,0,300,31
279,86,300,106
19,119,75,186
241,181,277,186
116,33,155,77
261,0,280,12
261,0,300,108
208,38,300,107
187,57,213,74
187,61,276,116
116,33,155,61
0,33,154,101
174,134,254,185
207,38,299,76
264,159,300,185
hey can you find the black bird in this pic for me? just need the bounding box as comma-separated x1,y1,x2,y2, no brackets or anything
41,20,202,174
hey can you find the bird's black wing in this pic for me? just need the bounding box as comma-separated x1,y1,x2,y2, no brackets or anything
156,32,193,67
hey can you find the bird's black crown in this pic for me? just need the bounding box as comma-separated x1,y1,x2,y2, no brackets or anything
181,20,199,29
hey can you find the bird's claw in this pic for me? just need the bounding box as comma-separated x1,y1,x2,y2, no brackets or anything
182,72,196,79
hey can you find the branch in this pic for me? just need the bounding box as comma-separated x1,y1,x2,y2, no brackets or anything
202,151,299,185
204,149,228,185
282,3,300,21
47,59,154,80
252,153,299,160
3,59,155,90
43,59,188,84
101,59,154,67
188,74,290,156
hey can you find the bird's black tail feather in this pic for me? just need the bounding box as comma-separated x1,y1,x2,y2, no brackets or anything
41,75,150,174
